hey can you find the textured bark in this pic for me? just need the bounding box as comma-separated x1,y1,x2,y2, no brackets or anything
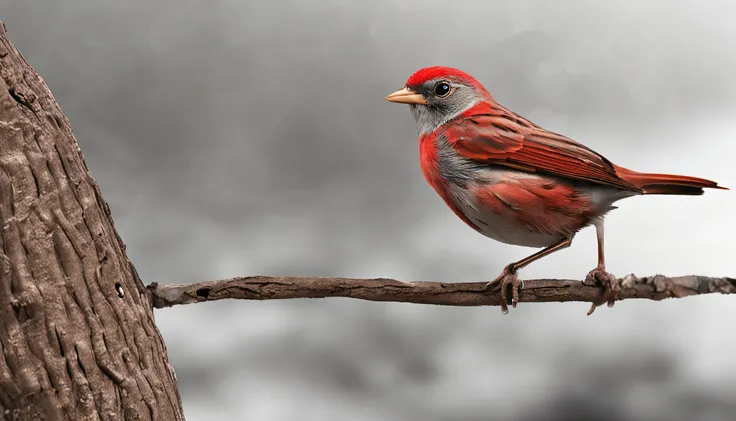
0,22,184,420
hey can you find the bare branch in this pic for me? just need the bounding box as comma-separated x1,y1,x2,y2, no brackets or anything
147,274,736,312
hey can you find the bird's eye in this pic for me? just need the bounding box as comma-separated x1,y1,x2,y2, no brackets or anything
434,82,451,97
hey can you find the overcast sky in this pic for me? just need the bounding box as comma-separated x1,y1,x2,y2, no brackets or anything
2,0,736,420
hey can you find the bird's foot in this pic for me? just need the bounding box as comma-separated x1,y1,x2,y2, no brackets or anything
584,265,619,315
485,264,523,314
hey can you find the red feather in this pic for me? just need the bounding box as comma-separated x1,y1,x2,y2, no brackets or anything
612,165,727,195
443,101,644,191
442,100,727,194
472,178,597,236
418,132,481,231
406,66,491,100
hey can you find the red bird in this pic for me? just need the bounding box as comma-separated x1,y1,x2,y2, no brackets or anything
385,66,727,314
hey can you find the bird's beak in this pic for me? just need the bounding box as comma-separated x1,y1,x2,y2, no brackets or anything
384,87,427,105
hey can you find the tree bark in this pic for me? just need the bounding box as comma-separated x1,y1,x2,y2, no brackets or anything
0,21,184,421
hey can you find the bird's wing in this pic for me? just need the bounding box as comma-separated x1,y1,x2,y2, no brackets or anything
443,102,643,192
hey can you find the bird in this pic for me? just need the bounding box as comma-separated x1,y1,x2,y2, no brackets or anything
385,66,727,314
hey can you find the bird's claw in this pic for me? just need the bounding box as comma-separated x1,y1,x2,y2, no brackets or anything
584,266,619,315
485,265,523,314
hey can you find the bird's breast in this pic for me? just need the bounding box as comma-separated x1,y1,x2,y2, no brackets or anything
420,135,625,247
418,133,441,188
419,133,483,231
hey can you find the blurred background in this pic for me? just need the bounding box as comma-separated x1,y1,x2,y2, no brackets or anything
2,0,735,419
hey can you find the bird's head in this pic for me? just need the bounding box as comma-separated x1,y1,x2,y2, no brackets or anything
385,66,493,134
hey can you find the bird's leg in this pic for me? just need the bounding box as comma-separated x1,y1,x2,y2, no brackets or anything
584,218,619,315
485,237,573,314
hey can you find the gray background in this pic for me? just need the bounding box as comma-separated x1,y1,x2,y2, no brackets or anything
3,0,736,419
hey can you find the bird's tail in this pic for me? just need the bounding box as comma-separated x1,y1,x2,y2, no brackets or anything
615,165,728,196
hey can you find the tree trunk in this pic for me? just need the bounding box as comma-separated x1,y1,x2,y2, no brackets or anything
0,21,184,421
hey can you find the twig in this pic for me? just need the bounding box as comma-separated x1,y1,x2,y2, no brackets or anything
147,274,736,313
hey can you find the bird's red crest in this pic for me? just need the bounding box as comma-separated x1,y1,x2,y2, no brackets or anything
405,66,487,94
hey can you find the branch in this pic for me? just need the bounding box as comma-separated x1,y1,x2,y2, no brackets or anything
147,274,736,313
